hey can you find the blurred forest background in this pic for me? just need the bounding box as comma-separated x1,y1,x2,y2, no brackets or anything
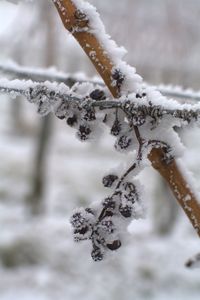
0,0,200,299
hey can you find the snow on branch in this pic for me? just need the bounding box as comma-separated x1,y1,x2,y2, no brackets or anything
0,61,103,86
1,78,200,125
1,61,200,103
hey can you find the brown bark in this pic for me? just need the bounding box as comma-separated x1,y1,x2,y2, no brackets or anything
53,0,200,236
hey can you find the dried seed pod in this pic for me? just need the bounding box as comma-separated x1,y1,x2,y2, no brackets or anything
107,240,121,251
123,182,136,192
77,124,91,141
55,100,68,120
102,174,118,188
99,218,115,234
111,119,121,136
115,135,132,150
90,89,106,100
123,182,139,203
91,246,104,262
74,226,89,236
102,114,108,123
37,100,51,116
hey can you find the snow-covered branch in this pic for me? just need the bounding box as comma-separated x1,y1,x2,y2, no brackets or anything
2,61,200,103
1,78,200,125
0,61,103,86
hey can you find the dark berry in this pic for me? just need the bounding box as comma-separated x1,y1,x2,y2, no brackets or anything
77,124,91,141
119,204,132,218
74,226,89,235
107,240,121,251
136,93,142,99
102,175,118,188
90,89,106,100
112,69,125,87
67,115,77,126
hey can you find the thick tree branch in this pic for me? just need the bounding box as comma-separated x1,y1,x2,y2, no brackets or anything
53,0,200,236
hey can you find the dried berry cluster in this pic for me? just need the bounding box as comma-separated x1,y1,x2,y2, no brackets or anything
26,82,138,152
23,81,179,261
70,175,144,261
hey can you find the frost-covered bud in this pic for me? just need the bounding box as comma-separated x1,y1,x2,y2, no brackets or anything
55,100,68,120
99,218,115,235
106,240,121,251
110,119,121,136
82,107,96,121
112,68,125,88
123,182,139,203
70,208,94,229
91,246,104,261
77,124,91,141
70,208,95,242
102,174,118,188
132,109,146,126
70,211,86,229
27,86,48,104
115,134,133,151
67,115,78,127
90,89,106,100
37,100,51,116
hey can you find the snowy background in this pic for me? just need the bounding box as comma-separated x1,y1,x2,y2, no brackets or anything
0,0,200,299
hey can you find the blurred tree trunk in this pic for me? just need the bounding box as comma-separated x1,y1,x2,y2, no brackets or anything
27,1,56,215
